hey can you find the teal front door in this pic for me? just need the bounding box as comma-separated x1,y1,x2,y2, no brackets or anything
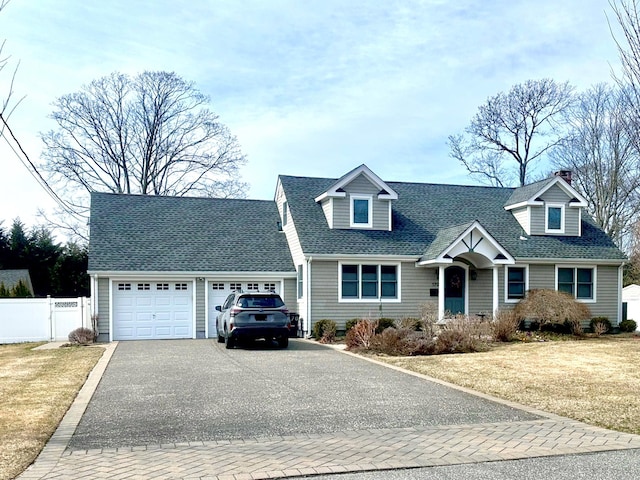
444,266,465,315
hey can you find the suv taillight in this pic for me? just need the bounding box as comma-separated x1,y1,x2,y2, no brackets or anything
230,307,242,317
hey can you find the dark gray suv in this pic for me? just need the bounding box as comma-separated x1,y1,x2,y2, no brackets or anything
215,292,291,349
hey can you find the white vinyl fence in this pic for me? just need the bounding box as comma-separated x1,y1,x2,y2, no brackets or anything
0,297,91,344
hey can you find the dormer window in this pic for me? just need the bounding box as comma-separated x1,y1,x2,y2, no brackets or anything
351,195,372,228
545,204,565,234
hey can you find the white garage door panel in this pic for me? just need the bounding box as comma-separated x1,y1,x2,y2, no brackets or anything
206,281,281,338
113,281,193,340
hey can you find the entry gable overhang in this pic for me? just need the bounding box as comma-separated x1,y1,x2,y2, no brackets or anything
504,176,588,211
418,221,515,268
313,164,398,203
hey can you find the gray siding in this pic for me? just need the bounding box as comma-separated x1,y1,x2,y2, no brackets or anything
196,279,205,338
327,173,391,231
282,278,296,310
309,260,430,331
468,268,493,314
498,263,620,326
591,265,620,323
332,197,350,229
528,184,580,236
97,277,110,341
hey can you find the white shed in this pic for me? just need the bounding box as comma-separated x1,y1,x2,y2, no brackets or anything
622,284,640,331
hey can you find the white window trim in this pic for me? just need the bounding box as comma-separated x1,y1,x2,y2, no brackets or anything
545,203,565,234
297,264,304,299
555,265,597,303
282,201,288,226
504,264,529,304
350,194,373,228
338,262,401,303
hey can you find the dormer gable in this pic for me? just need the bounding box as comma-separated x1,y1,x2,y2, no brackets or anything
504,174,587,236
314,164,397,231
314,164,398,202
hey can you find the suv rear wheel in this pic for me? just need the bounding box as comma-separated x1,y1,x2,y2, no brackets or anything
278,336,288,349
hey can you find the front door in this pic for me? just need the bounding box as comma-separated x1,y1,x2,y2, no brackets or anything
444,266,465,315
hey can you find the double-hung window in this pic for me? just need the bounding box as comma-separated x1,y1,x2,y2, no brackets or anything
350,195,372,227
506,266,527,301
340,264,399,301
557,267,595,301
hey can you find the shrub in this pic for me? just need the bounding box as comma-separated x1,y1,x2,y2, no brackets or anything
590,317,612,335
434,315,490,354
491,310,519,342
313,319,337,341
370,328,436,356
68,327,96,345
540,322,572,334
513,289,589,336
420,302,439,337
397,317,423,331
345,318,360,332
319,322,337,344
376,317,396,334
346,319,378,350
620,319,637,332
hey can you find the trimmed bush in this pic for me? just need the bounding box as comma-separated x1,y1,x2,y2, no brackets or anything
376,317,396,334
313,319,337,340
68,327,96,345
590,317,612,335
620,319,637,332
491,310,519,342
513,289,590,336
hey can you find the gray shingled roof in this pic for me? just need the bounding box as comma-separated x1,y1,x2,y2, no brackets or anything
0,269,34,293
504,177,554,207
88,193,295,273
279,175,626,262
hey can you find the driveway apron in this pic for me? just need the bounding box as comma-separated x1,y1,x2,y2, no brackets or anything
19,339,640,480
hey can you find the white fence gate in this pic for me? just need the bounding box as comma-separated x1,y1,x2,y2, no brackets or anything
0,297,91,344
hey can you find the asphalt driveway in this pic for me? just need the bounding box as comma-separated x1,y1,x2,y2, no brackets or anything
69,339,539,450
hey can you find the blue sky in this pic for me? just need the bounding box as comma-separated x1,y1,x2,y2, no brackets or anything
0,0,623,232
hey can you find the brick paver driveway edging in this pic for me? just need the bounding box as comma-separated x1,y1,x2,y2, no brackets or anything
18,339,640,480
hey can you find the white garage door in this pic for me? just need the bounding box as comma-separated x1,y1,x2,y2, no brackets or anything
113,281,193,340
207,281,280,338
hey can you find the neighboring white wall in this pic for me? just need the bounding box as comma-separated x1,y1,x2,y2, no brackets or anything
0,297,91,343
623,284,640,331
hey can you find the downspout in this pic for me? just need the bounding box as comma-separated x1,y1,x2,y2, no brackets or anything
306,256,312,337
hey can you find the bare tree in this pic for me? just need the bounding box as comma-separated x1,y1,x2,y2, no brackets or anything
0,0,24,127
40,71,248,236
449,79,574,187
551,83,640,249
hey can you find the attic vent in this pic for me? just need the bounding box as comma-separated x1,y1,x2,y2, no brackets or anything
443,254,453,259
494,254,507,260
569,197,580,203
336,187,346,192
379,189,389,195
534,197,543,202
